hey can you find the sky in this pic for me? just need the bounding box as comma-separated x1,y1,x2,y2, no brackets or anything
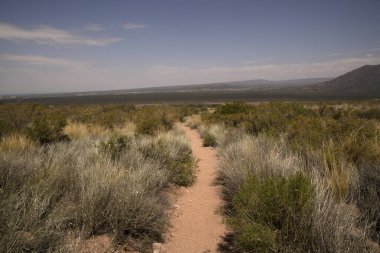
0,0,380,94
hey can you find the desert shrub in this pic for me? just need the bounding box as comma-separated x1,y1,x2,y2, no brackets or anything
230,172,314,252
98,135,133,161
0,137,171,252
136,131,196,186
27,112,69,144
357,164,380,241
135,109,176,136
216,102,249,115
185,114,202,129
0,119,11,137
136,117,162,135
202,132,217,147
218,134,370,252
203,102,380,166
358,108,380,120
198,124,227,147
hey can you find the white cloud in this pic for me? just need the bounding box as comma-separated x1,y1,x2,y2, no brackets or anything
83,23,104,32
0,22,122,46
122,22,147,30
2,54,92,69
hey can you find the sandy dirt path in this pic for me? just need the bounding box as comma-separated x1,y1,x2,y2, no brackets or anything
164,124,226,253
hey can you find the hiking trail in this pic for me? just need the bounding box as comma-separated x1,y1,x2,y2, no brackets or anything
163,124,226,253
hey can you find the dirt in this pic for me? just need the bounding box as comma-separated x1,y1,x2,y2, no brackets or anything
163,124,226,253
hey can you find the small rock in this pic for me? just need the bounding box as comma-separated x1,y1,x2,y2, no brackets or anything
152,242,166,253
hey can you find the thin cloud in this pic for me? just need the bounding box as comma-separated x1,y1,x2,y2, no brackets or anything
3,54,92,69
122,22,147,30
329,47,380,57
0,22,122,46
83,23,104,32
148,56,380,83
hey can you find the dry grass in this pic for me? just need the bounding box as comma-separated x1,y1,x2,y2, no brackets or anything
0,129,195,252
63,122,108,139
184,114,202,129
0,134,36,152
216,129,371,252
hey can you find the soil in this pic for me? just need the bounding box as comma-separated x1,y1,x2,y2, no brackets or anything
164,124,226,253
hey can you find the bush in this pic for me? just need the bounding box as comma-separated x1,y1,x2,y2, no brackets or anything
202,132,217,147
0,138,170,252
27,113,69,144
358,108,380,120
357,164,380,241
137,131,196,186
230,172,314,252
98,135,133,161
218,134,370,252
136,117,161,135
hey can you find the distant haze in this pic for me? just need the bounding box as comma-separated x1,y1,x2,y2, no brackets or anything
1,0,380,95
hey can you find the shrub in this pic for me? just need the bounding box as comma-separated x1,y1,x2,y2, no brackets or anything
98,135,133,161
357,164,380,241
218,134,370,252
185,114,202,129
358,108,380,120
136,117,161,135
230,172,314,252
202,132,217,147
0,138,170,252
27,113,69,144
137,131,196,186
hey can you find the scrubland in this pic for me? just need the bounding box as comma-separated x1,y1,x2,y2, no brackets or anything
1,101,380,253
191,101,380,252
0,104,199,252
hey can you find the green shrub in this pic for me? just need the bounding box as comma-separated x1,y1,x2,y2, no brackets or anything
98,135,133,161
234,222,276,253
136,117,162,135
137,132,196,186
358,108,380,120
27,113,69,144
0,119,11,137
202,132,217,147
230,172,314,252
357,164,380,241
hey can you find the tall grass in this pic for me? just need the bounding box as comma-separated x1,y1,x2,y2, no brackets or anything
0,130,195,252
0,134,36,152
217,131,371,252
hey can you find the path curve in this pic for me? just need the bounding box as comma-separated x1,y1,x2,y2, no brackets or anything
164,124,226,253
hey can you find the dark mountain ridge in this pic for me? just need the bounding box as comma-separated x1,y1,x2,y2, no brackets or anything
310,64,380,95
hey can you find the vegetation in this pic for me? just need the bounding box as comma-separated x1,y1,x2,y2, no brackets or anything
197,101,380,252
0,103,197,252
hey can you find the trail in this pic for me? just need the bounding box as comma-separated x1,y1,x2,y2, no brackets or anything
164,124,226,253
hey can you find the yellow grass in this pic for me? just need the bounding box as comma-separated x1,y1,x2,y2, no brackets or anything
114,122,136,136
0,134,36,152
64,122,108,139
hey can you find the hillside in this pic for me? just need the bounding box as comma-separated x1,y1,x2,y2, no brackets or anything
311,64,380,95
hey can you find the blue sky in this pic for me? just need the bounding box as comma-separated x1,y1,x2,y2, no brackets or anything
0,0,380,94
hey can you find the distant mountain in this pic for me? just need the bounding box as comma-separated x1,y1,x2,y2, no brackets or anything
310,64,380,96
2,66,380,104
124,78,332,93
